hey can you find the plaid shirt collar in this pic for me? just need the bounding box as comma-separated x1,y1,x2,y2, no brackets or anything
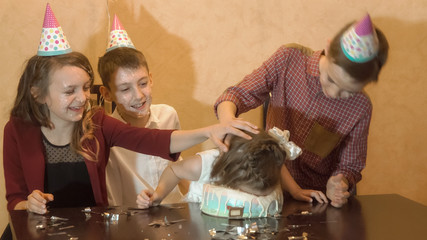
307,50,324,77
306,50,325,95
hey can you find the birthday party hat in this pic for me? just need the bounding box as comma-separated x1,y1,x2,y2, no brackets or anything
340,14,379,63
37,3,72,56
106,14,135,52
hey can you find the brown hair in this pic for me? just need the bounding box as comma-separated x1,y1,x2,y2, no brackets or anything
328,21,389,82
210,131,285,192
97,47,149,88
11,52,99,161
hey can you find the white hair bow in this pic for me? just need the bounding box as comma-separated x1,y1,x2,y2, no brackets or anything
268,127,302,160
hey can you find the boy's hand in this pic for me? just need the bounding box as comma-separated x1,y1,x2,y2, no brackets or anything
326,174,351,208
136,189,153,209
27,190,54,214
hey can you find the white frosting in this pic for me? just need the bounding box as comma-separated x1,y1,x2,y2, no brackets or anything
200,184,283,219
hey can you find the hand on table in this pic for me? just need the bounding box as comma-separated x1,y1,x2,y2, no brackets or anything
326,174,350,208
291,188,328,204
26,190,53,214
136,189,160,209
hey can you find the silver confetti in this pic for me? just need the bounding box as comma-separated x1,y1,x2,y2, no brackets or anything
102,212,111,218
209,228,217,237
50,216,69,221
82,207,92,213
287,224,311,229
58,225,75,230
47,232,67,236
111,214,120,221
300,211,312,215
148,216,186,227
288,232,309,240
35,224,45,230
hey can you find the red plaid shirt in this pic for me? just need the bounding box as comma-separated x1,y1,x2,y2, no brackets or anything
214,44,372,193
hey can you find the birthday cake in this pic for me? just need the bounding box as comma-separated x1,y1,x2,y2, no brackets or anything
200,184,283,219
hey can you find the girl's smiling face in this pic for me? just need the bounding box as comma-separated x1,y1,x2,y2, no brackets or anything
42,65,91,126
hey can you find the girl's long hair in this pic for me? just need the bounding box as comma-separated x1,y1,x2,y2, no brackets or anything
11,52,99,161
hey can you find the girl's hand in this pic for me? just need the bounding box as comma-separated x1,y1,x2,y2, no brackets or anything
209,120,259,152
291,188,328,204
26,190,54,214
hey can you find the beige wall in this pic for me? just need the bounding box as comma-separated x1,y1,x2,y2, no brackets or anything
1,0,426,231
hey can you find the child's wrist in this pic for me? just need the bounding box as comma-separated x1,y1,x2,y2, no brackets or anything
289,186,302,197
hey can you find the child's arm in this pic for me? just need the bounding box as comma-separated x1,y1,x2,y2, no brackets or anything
170,122,258,153
216,101,238,123
136,154,203,208
13,190,54,214
280,165,328,203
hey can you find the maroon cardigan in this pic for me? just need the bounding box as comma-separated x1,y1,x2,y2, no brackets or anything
3,109,178,211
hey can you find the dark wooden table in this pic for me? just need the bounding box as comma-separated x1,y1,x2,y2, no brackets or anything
9,194,427,240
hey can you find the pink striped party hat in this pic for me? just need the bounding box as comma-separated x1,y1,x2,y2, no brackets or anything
340,14,379,63
37,3,72,56
106,14,135,52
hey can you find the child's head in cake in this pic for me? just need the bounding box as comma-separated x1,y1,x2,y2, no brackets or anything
210,130,285,196
136,128,325,218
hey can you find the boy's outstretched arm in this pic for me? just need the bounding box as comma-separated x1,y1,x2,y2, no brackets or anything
280,165,328,203
136,154,203,208
217,101,238,122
